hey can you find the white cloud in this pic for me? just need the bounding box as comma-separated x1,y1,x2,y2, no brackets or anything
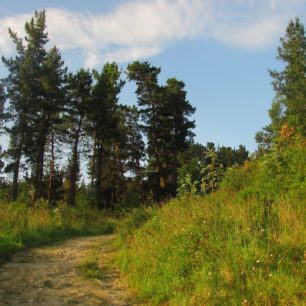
85,46,162,68
0,13,31,53
0,0,305,67
211,17,286,49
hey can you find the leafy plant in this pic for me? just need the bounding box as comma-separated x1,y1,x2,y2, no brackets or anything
178,148,224,195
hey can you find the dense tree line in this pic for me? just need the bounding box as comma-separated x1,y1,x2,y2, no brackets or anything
0,11,250,208
177,142,249,195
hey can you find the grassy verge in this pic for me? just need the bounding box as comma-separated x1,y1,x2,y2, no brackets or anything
0,200,117,263
116,142,305,305
77,249,109,280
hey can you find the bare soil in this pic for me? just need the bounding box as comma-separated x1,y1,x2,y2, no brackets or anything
0,235,138,306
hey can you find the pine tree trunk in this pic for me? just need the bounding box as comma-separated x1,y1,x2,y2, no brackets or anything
34,118,49,201
95,137,103,210
91,134,97,188
47,131,55,205
34,143,45,201
152,102,162,203
136,162,144,200
11,149,21,201
172,156,178,196
68,118,82,206
113,143,124,209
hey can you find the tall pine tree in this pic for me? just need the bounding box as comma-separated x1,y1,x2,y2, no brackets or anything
256,18,306,150
66,69,92,206
127,61,164,201
89,63,123,209
127,62,195,201
160,78,195,196
2,27,27,200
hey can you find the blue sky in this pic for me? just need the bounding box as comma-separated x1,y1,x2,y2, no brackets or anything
0,0,305,152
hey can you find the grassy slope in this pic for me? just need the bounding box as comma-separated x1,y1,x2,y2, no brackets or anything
117,142,305,305
0,200,116,263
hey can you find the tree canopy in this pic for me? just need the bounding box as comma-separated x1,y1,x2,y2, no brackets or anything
2,11,302,208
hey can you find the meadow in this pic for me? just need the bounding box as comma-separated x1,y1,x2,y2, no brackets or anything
0,200,116,263
116,141,305,305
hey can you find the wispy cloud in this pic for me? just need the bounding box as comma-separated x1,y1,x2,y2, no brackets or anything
0,0,305,67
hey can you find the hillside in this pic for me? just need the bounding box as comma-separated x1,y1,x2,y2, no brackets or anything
116,141,305,305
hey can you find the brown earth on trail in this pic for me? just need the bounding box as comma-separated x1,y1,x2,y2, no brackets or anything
0,235,138,306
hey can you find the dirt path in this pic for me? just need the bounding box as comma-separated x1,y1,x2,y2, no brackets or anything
0,235,137,306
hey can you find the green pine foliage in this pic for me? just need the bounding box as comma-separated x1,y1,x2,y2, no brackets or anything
127,62,195,201
256,17,306,150
65,69,93,207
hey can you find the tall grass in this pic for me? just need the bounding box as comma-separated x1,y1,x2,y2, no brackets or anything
0,200,116,262
117,142,305,305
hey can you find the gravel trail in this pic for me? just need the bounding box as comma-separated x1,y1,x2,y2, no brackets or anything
0,235,137,306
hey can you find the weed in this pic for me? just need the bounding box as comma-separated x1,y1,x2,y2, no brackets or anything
0,201,117,263
116,142,305,305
